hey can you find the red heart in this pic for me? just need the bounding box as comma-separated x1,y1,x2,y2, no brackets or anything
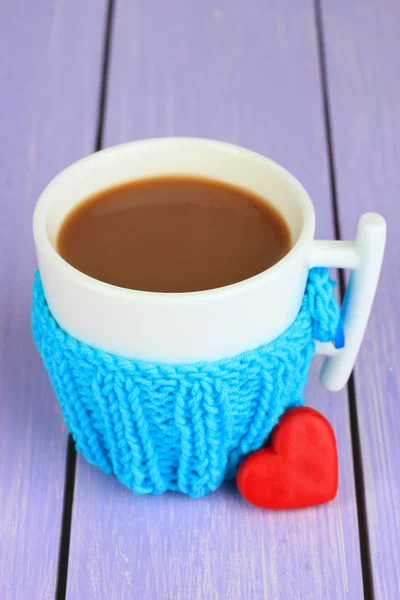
237,407,338,509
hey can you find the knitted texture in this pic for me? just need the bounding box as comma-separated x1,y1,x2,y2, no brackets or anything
32,268,339,498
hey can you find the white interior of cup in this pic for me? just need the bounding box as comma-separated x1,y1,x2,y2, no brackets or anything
41,138,314,256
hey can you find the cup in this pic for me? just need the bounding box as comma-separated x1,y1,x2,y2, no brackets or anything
33,138,386,392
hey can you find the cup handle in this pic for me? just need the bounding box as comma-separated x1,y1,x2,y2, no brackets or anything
310,213,386,392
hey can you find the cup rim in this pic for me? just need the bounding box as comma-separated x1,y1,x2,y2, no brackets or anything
33,137,316,302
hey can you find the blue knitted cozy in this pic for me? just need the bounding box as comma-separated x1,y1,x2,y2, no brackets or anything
32,268,339,498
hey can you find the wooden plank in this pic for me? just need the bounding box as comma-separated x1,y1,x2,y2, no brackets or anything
320,1,400,597
66,1,364,598
0,1,107,598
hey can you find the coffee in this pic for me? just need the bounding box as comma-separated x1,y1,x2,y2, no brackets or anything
57,176,291,293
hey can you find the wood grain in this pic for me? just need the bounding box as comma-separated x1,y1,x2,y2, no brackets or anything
66,2,364,598
0,1,107,598
321,1,400,597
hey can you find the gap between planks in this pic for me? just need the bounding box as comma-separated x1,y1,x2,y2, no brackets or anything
55,1,116,598
314,1,374,598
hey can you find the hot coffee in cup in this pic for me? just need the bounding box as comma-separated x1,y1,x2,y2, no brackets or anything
57,175,292,294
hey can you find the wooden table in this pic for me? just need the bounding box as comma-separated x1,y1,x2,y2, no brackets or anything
1,1,399,598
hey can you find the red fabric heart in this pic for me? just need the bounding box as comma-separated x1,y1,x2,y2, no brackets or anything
237,407,338,509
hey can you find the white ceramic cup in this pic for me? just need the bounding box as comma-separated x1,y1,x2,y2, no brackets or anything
33,138,386,392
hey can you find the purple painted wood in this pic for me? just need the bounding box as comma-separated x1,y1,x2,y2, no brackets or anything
66,2,364,598
0,1,107,598
321,1,400,597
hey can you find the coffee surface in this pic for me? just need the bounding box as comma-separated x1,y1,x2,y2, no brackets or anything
57,176,291,293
